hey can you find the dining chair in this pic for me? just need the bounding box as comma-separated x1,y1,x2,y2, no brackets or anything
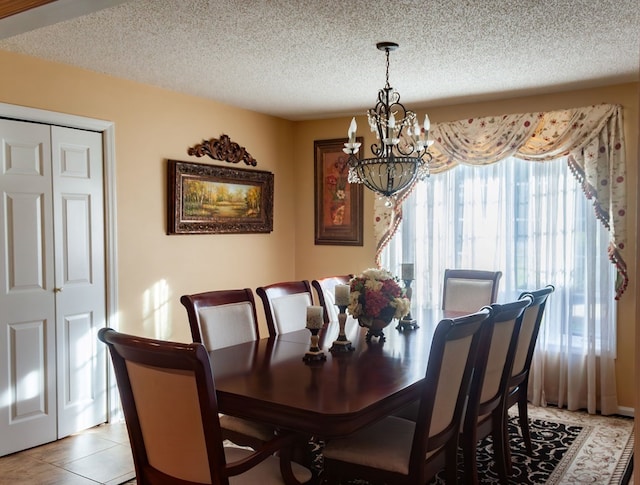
256,280,314,336
311,274,354,324
442,269,502,312
460,296,532,484
504,285,555,463
180,288,260,350
180,289,275,449
97,328,312,485
322,308,492,485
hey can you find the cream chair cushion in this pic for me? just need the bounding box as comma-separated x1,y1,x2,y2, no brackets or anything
430,333,472,435
224,447,312,484
480,317,517,404
220,415,275,442
128,362,212,483
321,287,339,324
198,301,258,350
444,278,495,312
271,293,312,334
511,303,540,377
323,416,415,474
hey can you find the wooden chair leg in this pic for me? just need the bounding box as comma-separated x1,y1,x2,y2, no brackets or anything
517,390,533,454
503,409,513,475
492,412,510,484
445,442,459,484
462,431,479,485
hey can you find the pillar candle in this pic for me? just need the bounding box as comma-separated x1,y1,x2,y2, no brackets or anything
401,263,415,280
306,306,324,329
335,284,350,306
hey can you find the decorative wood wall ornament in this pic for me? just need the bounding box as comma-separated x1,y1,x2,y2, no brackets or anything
187,134,257,166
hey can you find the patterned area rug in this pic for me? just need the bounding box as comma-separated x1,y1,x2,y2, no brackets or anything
313,406,634,484
119,406,633,484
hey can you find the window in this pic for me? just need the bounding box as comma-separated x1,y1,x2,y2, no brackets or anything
382,156,616,351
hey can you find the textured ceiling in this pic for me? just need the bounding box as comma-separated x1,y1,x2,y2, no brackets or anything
0,0,638,121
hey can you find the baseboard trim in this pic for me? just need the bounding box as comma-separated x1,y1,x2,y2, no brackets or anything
617,405,635,418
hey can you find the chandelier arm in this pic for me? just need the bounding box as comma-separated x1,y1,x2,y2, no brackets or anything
395,140,414,157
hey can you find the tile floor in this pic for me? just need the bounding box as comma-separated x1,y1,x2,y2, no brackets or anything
0,422,135,485
1,420,632,485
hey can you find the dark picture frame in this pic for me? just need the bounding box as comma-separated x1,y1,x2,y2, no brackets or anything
314,138,363,246
167,159,274,234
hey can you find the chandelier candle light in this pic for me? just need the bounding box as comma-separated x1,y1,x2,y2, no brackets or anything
330,284,355,353
304,306,326,363
344,42,433,205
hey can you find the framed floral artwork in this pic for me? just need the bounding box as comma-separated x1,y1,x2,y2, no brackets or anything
314,138,363,245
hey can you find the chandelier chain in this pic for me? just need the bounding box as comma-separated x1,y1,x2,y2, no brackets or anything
385,47,391,89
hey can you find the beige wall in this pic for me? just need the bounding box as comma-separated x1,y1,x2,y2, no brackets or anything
0,49,637,410
0,50,296,341
293,83,639,409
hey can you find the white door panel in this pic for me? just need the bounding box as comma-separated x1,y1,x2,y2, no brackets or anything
6,192,48,290
52,126,106,438
0,120,57,455
4,319,57,455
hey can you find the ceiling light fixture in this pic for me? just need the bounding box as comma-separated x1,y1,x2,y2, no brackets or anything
344,42,432,205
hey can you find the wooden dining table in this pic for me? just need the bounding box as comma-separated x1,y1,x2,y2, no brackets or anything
210,311,455,438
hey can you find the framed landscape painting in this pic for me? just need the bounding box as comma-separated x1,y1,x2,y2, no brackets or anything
167,159,274,234
314,138,363,246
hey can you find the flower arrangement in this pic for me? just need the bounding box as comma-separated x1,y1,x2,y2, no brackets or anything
347,268,411,322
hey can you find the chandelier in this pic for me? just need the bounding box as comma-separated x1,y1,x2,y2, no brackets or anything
344,42,432,204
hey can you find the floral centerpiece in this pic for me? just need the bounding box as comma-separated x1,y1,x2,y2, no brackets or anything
348,268,410,339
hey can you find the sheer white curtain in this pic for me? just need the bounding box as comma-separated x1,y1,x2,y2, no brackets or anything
381,156,618,414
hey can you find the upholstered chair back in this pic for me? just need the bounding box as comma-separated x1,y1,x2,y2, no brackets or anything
461,296,531,484
180,289,259,350
442,269,502,313
511,285,554,383
256,281,313,336
311,275,354,324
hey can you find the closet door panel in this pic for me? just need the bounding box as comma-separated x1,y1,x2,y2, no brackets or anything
0,119,56,456
52,126,106,438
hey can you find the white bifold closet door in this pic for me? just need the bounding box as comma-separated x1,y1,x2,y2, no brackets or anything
0,119,106,456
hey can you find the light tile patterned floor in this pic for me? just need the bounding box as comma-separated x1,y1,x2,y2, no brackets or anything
0,422,134,484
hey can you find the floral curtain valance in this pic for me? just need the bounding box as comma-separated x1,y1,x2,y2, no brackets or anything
374,104,628,298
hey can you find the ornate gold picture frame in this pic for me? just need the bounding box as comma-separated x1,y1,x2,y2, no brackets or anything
167,159,274,234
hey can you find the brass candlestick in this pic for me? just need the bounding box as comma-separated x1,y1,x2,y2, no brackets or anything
330,305,355,353
396,278,419,331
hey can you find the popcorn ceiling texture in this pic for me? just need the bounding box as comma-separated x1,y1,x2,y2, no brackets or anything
0,0,638,120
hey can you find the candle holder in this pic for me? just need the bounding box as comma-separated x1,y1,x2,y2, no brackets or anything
304,306,326,363
330,305,355,353
303,327,327,363
396,278,419,331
